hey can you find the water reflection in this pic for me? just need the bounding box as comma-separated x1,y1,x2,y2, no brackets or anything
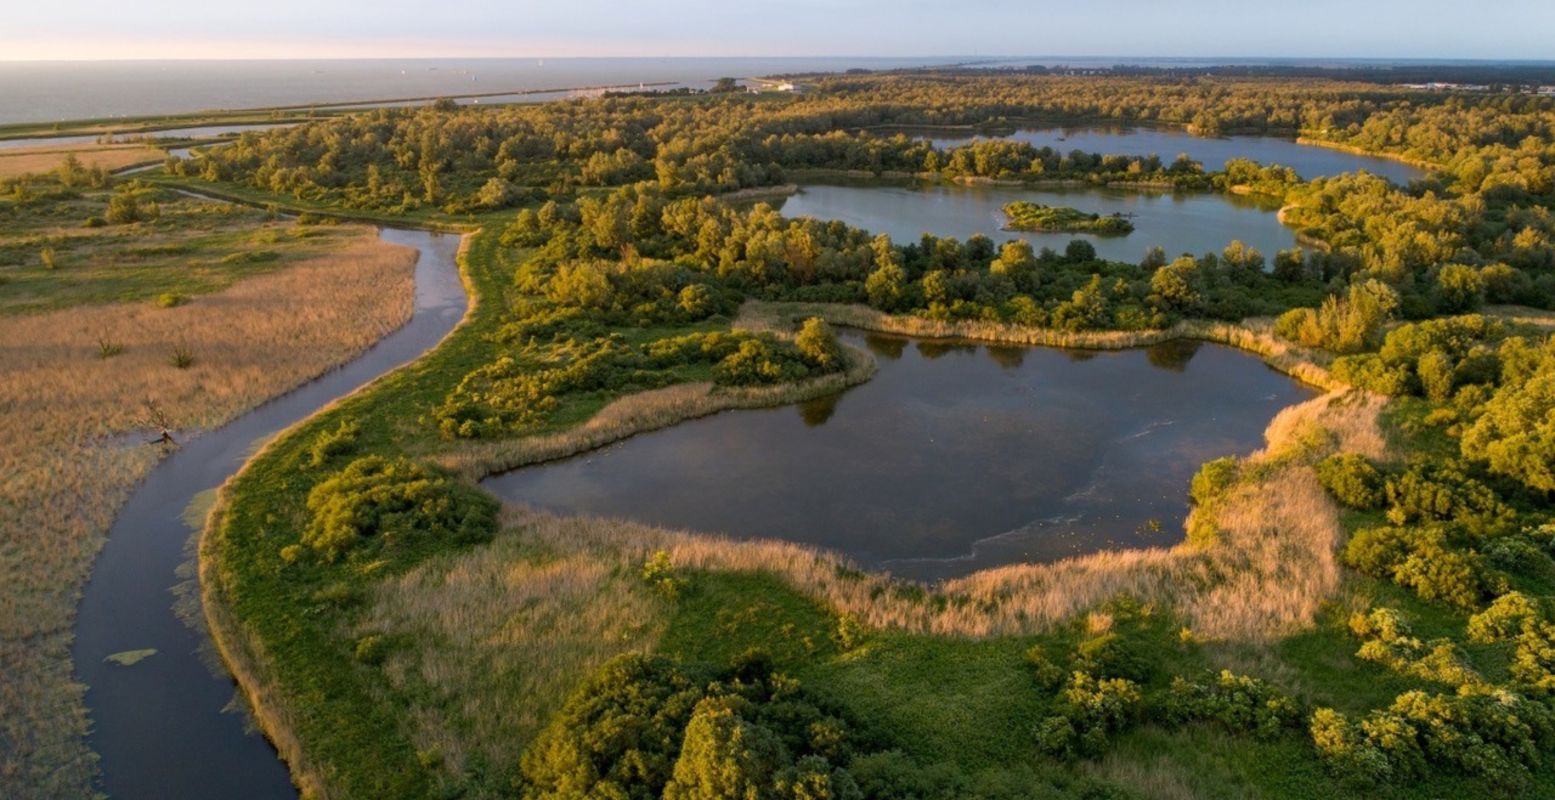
863,333,907,359
484,331,1313,582
799,393,842,427
916,340,976,360
1146,339,1202,372
985,345,1026,370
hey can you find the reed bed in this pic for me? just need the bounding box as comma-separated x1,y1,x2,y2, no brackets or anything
361,387,1383,776
0,230,415,799
0,143,166,179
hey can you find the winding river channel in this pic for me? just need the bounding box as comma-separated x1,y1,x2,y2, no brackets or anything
70,227,465,799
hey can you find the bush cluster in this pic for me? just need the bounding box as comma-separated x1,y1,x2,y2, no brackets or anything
1348,608,1483,689
1343,523,1486,611
521,651,866,800
1310,690,1555,789
1033,671,1143,759
300,455,497,561
435,322,842,439
1163,670,1304,739
1315,453,1384,509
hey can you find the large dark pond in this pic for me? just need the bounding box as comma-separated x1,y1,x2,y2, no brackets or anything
778,183,1297,264
484,332,1314,581
919,125,1425,184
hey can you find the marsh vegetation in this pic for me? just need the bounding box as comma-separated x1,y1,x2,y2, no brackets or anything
0,162,418,797
2,66,1553,800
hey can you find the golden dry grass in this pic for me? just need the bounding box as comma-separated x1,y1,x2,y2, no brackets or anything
571,389,1376,642
363,536,670,777
0,229,416,799
0,143,166,179
353,385,1386,785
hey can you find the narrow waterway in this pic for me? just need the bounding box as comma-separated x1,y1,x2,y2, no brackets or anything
70,227,466,799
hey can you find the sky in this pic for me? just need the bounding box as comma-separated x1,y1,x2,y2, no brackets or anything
2,0,1552,62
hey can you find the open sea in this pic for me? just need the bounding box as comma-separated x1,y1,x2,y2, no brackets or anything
0,57,958,125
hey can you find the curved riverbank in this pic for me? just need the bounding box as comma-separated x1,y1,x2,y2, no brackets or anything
72,227,467,799
1292,136,1441,173
739,300,1340,391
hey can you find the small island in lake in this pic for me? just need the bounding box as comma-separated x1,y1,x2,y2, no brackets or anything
1002,200,1135,235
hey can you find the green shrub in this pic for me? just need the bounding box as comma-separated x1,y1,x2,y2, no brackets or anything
1163,670,1303,739
167,344,195,369
713,338,812,387
307,420,360,468
1332,354,1412,396
1315,453,1385,509
1310,707,1394,785
1348,608,1482,689
105,187,156,224
1272,280,1398,354
220,249,280,265
522,652,865,800
1033,672,1142,759
641,550,683,599
1024,646,1065,691
1073,632,1150,683
157,292,188,308
1512,621,1555,693
1434,264,1485,313
1311,690,1555,789
1189,457,1239,507
793,317,842,370
1468,592,1543,644
1382,462,1507,526
521,654,708,798
354,634,389,665
301,455,496,561
1461,359,1555,493
1343,525,1486,611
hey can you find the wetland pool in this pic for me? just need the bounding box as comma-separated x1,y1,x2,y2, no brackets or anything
484,331,1315,582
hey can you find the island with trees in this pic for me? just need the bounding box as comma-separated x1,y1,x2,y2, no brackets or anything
1001,200,1135,234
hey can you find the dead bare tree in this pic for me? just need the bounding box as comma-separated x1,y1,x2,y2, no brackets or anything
139,398,177,447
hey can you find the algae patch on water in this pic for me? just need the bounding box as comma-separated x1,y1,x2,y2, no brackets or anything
182,487,219,530
104,649,158,667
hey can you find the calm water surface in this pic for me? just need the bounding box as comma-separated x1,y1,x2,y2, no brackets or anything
779,183,1296,263
484,333,1313,581
0,57,953,125
71,227,466,800
921,125,1424,183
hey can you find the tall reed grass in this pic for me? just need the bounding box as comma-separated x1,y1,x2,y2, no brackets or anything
358,387,1384,780
0,230,415,799
0,143,165,180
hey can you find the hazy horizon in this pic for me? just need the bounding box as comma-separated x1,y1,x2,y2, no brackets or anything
4,1,1552,62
